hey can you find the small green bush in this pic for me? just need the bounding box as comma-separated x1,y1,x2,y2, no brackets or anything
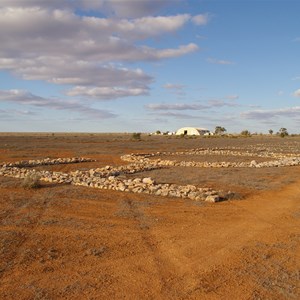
21,173,41,189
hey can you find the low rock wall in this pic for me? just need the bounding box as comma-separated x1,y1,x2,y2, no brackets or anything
1,157,95,168
121,148,300,168
2,147,300,203
0,159,228,202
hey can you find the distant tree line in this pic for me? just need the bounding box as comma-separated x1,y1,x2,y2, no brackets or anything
152,127,292,137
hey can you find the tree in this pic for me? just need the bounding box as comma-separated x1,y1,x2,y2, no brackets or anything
241,130,251,136
279,128,288,137
215,126,226,135
269,129,273,135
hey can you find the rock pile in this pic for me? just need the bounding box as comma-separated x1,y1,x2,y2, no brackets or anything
121,148,300,169
0,159,229,202
2,146,299,203
1,157,94,168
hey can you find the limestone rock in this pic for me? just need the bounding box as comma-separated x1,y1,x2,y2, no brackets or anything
205,195,220,203
142,177,155,185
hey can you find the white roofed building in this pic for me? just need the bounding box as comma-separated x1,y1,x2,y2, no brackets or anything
175,127,211,136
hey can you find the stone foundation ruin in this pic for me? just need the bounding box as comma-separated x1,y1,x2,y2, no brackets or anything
1,147,300,203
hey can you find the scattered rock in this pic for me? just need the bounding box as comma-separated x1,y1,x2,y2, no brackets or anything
85,247,107,257
142,177,155,185
205,195,220,203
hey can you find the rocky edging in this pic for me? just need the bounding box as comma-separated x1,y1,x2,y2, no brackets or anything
0,157,230,203
121,149,300,169
1,157,95,168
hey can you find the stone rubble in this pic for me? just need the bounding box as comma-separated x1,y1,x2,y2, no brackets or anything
0,158,229,203
1,146,300,203
0,157,94,168
121,148,300,169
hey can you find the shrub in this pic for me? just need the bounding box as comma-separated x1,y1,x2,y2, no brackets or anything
278,128,288,137
132,132,141,140
240,130,251,136
215,126,227,135
21,173,41,189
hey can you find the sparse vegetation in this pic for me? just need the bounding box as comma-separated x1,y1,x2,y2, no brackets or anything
132,132,141,140
215,126,227,135
278,127,289,137
240,130,251,136
21,173,41,189
1,134,300,299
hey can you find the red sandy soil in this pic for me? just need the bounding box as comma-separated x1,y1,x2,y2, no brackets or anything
0,134,299,299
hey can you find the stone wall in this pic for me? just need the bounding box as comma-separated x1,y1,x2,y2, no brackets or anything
1,147,299,203
121,148,300,168
0,158,228,202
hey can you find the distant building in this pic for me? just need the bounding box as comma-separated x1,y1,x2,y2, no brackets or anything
175,127,211,136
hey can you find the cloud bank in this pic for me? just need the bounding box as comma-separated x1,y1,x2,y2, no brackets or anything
0,1,208,101
241,106,300,120
0,89,116,118
145,98,239,111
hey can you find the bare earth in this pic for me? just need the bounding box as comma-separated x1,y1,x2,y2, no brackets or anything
0,134,300,299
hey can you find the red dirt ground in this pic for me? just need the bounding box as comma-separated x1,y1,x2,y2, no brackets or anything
0,134,299,299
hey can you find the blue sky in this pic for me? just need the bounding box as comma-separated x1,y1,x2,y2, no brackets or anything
0,0,299,133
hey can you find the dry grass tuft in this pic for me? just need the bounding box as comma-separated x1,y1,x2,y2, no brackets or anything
21,173,41,189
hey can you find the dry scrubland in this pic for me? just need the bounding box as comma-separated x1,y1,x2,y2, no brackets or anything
0,133,300,299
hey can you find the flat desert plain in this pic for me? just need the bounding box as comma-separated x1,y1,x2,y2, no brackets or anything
0,133,300,299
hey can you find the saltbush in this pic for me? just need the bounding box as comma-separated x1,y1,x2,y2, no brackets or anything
21,173,41,189
132,132,141,140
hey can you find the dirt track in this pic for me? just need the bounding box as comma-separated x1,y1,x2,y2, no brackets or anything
0,134,299,299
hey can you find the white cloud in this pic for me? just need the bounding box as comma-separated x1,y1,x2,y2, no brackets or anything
207,99,238,107
293,89,300,97
1,59,152,89
150,111,200,119
120,14,191,38
163,83,185,90
0,0,72,9
0,0,180,18
146,103,208,110
192,13,211,26
155,43,199,59
0,89,116,118
224,95,239,100
163,83,186,96
241,106,300,120
86,0,173,18
207,57,234,65
67,86,149,100
0,3,202,101
146,98,239,111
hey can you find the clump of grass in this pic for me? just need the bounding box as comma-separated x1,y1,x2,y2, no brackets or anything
21,173,41,189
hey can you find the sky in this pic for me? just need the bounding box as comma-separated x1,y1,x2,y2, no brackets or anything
0,0,299,133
